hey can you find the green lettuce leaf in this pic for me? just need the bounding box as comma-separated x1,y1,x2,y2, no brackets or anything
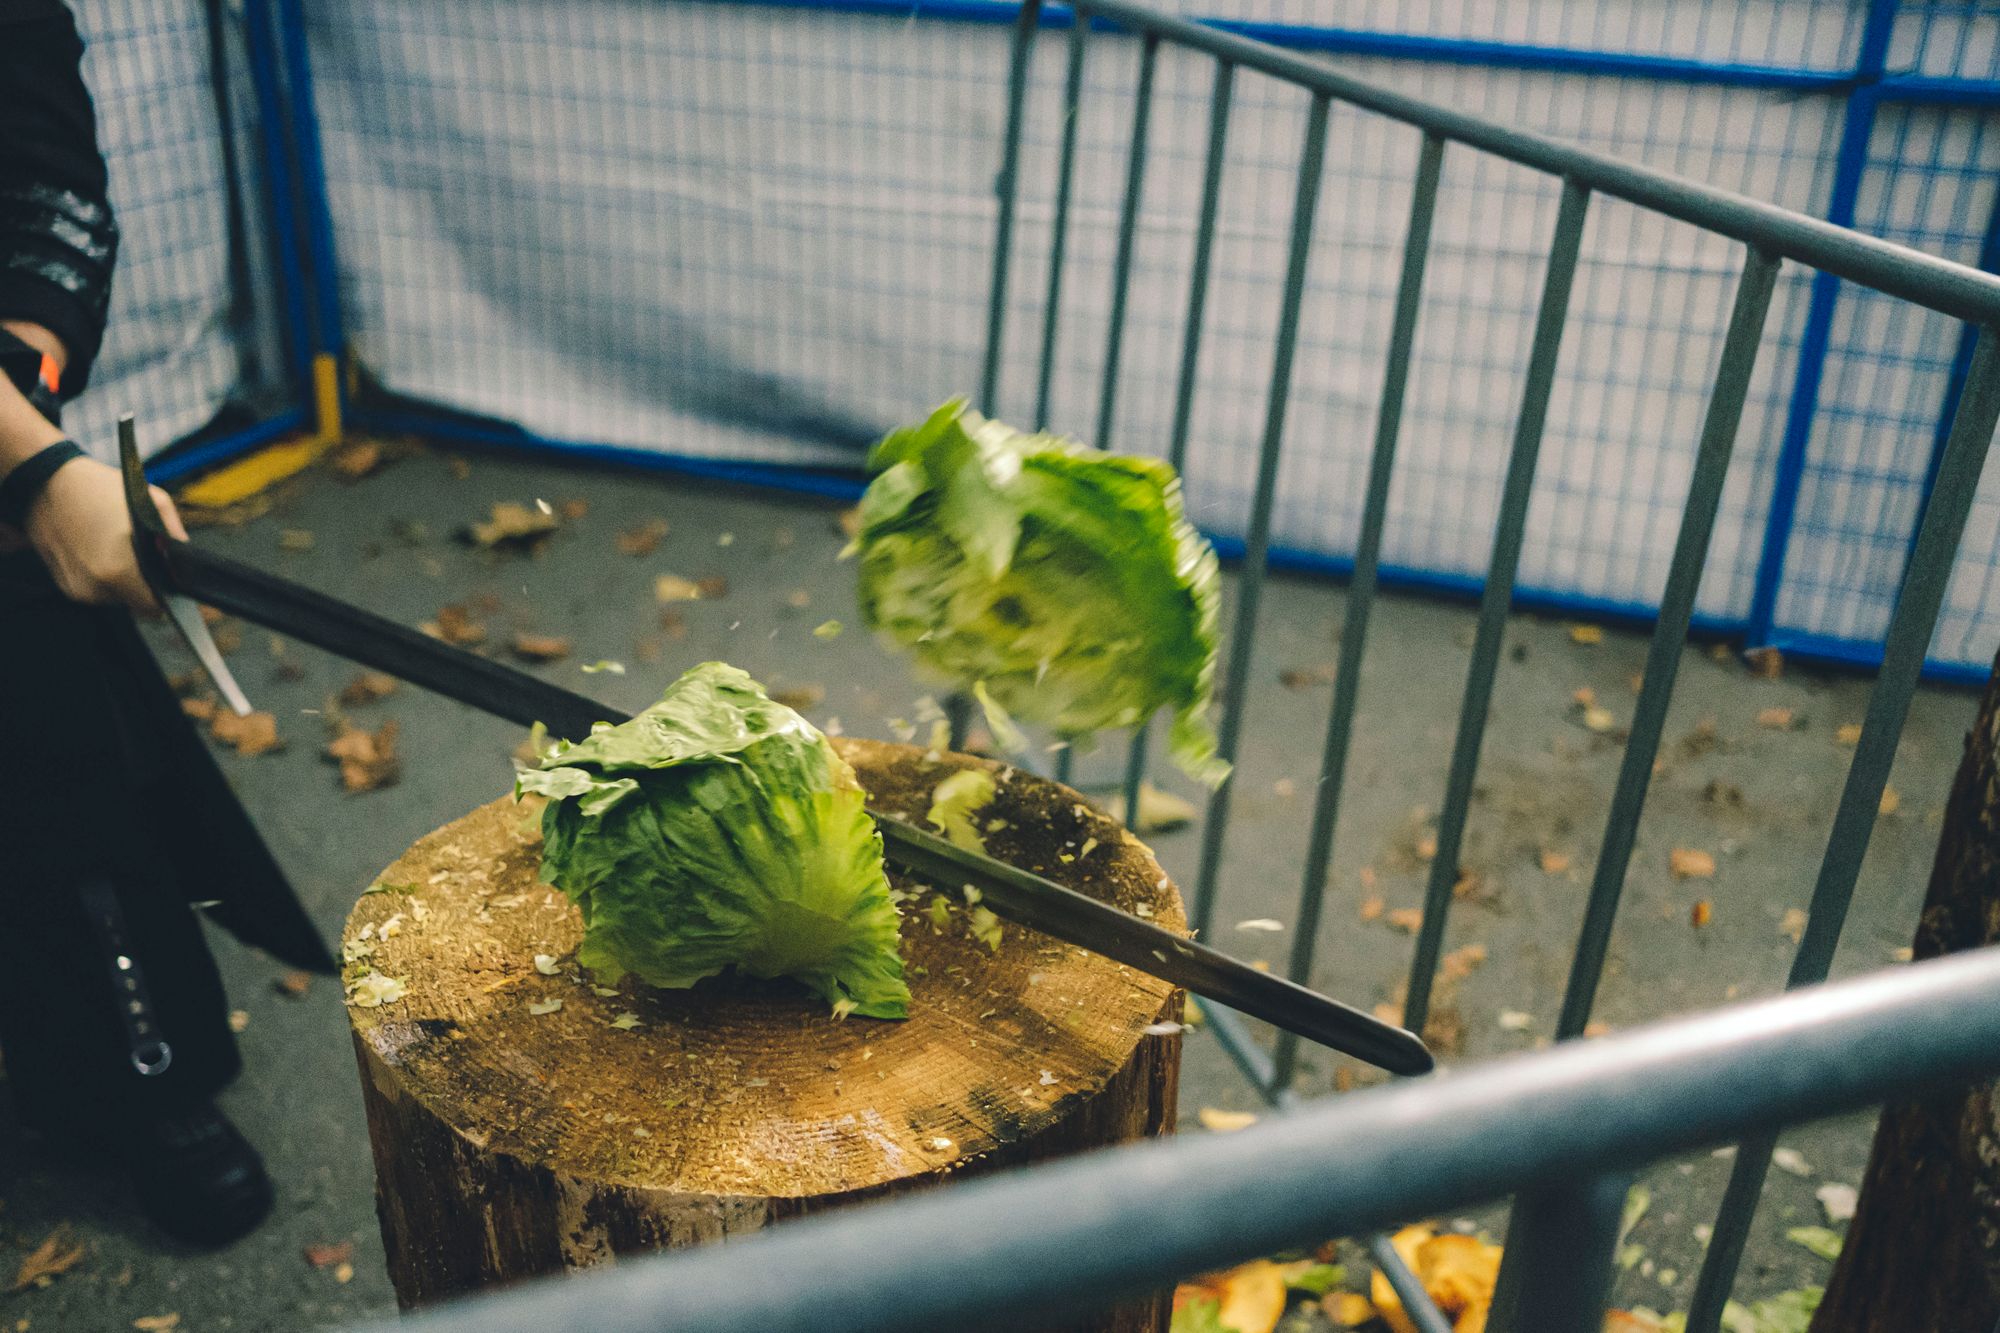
516,662,910,1018
854,399,1227,785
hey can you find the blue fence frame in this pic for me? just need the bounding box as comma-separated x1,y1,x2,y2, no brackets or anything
184,0,2000,681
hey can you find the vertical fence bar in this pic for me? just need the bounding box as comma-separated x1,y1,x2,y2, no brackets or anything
1098,33,1160,819
1033,11,1091,432
1369,1235,1457,1333
1268,132,1445,1091
979,0,1042,413
1488,1173,1632,1333
1553,247,1781,1041
1188,93,1333,938
1167,60,1234,474
1401,179,1590,1035
1687,325,2000,1333
1095,32,1158,450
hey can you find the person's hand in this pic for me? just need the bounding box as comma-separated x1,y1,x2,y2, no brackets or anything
22,453,186,613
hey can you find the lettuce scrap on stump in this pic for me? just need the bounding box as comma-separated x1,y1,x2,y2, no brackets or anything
851,399,1227,785
516,662,910,1019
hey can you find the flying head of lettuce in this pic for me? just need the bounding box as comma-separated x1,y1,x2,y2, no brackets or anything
851,399,1226,785
515,661,910,1019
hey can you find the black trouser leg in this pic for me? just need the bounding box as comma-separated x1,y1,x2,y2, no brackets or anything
0,551,242,1132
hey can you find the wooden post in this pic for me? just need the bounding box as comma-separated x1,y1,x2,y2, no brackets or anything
346,738,1182,1331
1810,651,2000,1332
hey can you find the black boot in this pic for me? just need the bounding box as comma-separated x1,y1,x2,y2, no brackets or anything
121,1102,274,1245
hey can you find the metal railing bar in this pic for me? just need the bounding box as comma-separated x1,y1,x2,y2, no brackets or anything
1686,324,2000,1333
1033,10,1090,432
1553,246,1782,1041
1166,58,1234,475
1269,130,1446,1090
1403,179,1591,1036
1094,31,1158,451
1488,1173,1633,1333
1369,1233,1458,1333
978,0,1041,412
1067,0,2000,326
1188,91,1333,939
376,949,2000,1333
1202,1002,1284,1100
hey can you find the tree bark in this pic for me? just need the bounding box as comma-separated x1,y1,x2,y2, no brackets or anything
345,738,1182,1332
1810,651,2000,1333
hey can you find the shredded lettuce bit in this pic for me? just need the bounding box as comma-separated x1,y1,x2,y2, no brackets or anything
852,399,1227,785
516,661,910,1019
926,768,997,852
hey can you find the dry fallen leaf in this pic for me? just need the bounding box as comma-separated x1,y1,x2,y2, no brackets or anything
1745,646,1784,679
1756,705,1796,730
1415,832,1438,863
338,671,399,706
1196,1108,1258,1133
836,507,863,539
275,970,312,998
304,1240,354,1268
278,528,316,552
1570,624,1604,645
1279,663,1336,689
1669,847,1717,879
1690,899,1713,928
772,685,825,711
1581,704,1618,734
132,1317,180,1332
655,574,706,603
10,1228,86,1292
1879,784,1901,816
211,710,283,757
696,575,729,599
1386,907,1424,934
1779,907,1808,943
1107,781,1198,832
559,498,589,521
616,518,670,556
228,1009,250,1033
181,695,217,722
326,720,400,792
1358,895,1385,922
445,454,472,480
1538,848,1572,875
466,501,558,549
1440,943,1487,982
509,632,573,663
334,1262,354,1284
330,439,382,479
423,603,486,646
1324,1291,1378,1327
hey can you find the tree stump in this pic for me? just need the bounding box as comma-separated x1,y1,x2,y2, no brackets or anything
345,737,1183,1330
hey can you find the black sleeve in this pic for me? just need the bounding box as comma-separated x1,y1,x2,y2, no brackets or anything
0,0,119,395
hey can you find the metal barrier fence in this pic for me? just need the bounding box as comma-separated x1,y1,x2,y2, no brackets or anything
966,1,2000,1327
106,0,2000,1326
360,947,2000,1333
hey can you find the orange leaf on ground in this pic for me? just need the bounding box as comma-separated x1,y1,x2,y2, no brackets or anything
509,632,572,663
304,1241,354,1268
211,710,282,757
338,671,399,706
423,603,486,646
275,970,313,998
1538,848,1572,875
326,720,400,792
1691,899,1714,928
329,440,382,478
10,1227,86,1292
1386,907,1423,934
1746,646,1784,678
616,517,670,556
1756,705,1795,729
1358,895,1385,922
1670,847,1717,879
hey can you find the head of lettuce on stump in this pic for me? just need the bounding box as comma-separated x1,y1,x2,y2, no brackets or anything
516,662,910,1019
850,398,1226,786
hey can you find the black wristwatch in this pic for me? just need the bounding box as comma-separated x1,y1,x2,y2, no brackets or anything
0,326,64,426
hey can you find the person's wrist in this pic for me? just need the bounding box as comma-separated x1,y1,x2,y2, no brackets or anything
0,439,86,533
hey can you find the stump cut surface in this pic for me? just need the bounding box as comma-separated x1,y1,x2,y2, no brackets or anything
345,737,1185,1202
